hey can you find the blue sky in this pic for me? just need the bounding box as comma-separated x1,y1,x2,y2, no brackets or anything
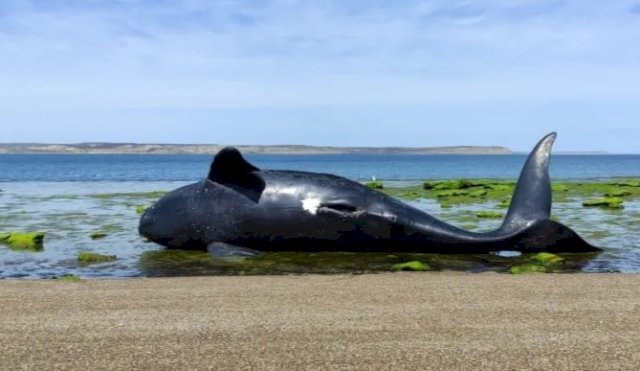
0,0,639,152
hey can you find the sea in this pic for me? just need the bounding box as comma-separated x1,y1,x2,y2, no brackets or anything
2,154,640,182
1,154,639,278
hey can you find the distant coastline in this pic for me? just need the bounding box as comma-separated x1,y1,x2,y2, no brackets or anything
0,143,513,155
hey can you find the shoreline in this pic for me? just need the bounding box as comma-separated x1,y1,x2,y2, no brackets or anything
2,273,640,370
0,144,513,155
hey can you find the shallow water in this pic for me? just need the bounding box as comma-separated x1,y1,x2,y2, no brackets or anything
0,181,638,278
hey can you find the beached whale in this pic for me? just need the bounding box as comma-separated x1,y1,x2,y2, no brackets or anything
139,133,601,256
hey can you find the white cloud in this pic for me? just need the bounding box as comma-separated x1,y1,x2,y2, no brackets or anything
1,1,640,111
1,1,640,151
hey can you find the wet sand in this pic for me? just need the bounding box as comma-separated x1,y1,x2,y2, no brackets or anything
2,273,640,370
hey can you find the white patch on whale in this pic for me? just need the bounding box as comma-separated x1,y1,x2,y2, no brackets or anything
302,198,322,215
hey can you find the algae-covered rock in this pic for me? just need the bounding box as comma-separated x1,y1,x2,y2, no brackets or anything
392,261,430,272
582,197,624,209
90,232,108,240
424,179,475,191
604,190,632,198
510,264,547,274
78,252,117,264
608,181,640,188
498,199,511,208
510,252,565,274
469,189,488,197
435,190,469,198
476,211,504,219
0,232,45,251
551,184,569,192
135,205,148,214
531,252,564,265
364,181,384,189
485,184,513,192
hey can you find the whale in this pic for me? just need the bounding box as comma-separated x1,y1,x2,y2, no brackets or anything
139,133,601,257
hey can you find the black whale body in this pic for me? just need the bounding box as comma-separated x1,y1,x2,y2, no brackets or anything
139,133,601,255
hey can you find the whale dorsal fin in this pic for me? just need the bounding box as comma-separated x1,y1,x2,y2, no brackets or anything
499,132,555,234
208,147,264,202
208,147,260,181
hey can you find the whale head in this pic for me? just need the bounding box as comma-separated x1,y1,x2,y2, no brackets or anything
138,182,210,248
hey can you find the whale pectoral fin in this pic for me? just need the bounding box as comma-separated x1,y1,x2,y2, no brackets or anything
207,242,262,258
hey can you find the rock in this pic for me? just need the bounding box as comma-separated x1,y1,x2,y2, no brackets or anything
77,252,117,264
0,232,45,251
582,198,624,209
392,261,430,272
476,211,504,219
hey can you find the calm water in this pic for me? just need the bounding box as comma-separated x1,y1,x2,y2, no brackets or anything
2,154,640,182
1,154,639,278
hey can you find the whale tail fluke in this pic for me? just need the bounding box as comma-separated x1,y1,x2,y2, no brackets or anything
497,132,600,252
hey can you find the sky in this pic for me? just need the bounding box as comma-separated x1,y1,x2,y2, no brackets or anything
0,0,639,152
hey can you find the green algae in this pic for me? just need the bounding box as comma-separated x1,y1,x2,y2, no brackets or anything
391,261,430,272
510,252,565,274
138,249,598,277
476,211,504,219
0,232,45,251
135,205,148,214
381,186,427,200
510,264,548,274
582,198,624,209
381,179,640,208
604,190,632,198
40,194,81,201
56,274,81,282
77,252,117,264
469,189,488,197
436,190,469,198
364,181,384,189
90,232,108,240
607,180,640,188
551,184,569,192
531,252,564,265
97,224,124,233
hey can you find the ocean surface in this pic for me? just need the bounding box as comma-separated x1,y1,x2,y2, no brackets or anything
2,154,640,182
1,154,640,278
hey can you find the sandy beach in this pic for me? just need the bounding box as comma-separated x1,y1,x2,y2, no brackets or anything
1,273,640,371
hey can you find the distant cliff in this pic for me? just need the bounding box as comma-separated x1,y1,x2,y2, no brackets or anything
0,143,513,155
